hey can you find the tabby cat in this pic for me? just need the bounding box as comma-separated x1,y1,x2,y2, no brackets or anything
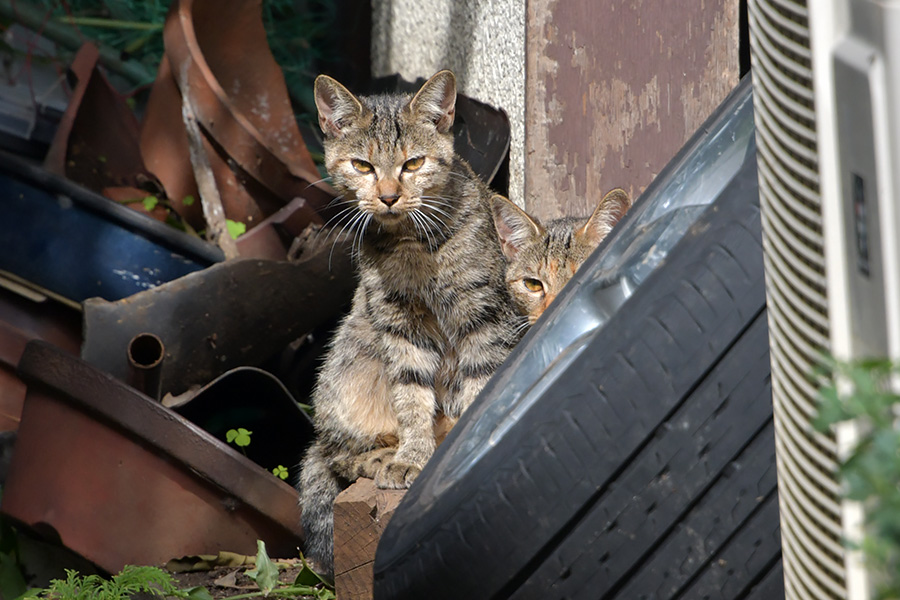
491,189,632,324
297,70,524,576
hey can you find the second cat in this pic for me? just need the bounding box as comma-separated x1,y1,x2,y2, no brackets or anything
491,188,632,323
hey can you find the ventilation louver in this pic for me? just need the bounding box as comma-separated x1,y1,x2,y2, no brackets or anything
748,0,847,598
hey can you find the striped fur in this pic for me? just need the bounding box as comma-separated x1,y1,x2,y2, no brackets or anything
298,71,524,576
491,189,632,324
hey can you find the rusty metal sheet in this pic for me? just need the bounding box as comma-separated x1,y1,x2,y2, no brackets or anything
140,0,334,234
44,43,158,198
81,237,355,397
0,286,81,431
525,0,739,221
4,341,303,571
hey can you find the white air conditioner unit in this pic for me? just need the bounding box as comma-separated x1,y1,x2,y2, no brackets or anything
750,0,900,598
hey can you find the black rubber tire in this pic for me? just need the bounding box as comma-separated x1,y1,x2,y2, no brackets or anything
373,142,781,599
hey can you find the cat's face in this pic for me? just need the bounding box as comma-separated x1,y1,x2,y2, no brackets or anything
492,189,632,323
314,71,458,230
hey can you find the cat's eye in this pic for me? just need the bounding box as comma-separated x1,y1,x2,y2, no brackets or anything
523,278,544,293
403,157,425,172
351,159,374,174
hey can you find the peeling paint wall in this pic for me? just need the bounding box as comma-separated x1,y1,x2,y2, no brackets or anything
371,0,526,205
525,0,739,221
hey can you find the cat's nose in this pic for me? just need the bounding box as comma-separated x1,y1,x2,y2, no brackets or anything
380,194,400,207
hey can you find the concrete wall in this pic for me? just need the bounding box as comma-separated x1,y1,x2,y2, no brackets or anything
371,0,526,206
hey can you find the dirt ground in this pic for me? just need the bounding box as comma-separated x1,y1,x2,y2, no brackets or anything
167,560,320,599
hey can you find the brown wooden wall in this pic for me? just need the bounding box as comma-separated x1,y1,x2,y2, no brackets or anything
524,0,740,221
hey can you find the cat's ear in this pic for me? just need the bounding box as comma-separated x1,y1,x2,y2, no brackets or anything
491,195,544,260
408,70,457,133
314,74,367,138
577,188,632,246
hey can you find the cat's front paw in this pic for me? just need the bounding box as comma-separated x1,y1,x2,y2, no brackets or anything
375,460,422,489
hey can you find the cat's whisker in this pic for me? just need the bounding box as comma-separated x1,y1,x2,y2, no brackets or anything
416,209,448,241
419,195,457,208
408,210,425,247
316,205,361,246
329,209,368,269
512,317,532,337
350,213,372,260
353,213,374,261
420,202,453,221
320,204,358,230
419,206,453,234
325,193,348,208
325,194,357,208
305,176,334,190
412,209,436,250
447,170,471,182
351,212,372,264
327,198,358,211
419,198,457,224
346,209,370,261
317,202,361,236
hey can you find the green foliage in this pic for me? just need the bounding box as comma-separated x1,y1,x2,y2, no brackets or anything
15,542,334,600
291,556,333,600
31,0,336,102
27,565,184,600
0,551,28,600
245,541,278,596
225,428,252,448
142,196,160,212
245,541,334,600
272,465,289,480
182,195,195,207
226,220,247,240
0,519,33,600
815,356,900,599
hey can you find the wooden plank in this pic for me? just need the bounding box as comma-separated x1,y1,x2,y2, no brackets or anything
524,0,740,221
333,478,406,600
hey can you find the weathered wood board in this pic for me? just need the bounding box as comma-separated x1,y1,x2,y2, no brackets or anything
525,0,740,221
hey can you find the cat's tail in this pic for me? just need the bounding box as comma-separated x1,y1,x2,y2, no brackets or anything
298,441,341,579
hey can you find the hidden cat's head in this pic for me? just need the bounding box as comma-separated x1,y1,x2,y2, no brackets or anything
492,189,632,323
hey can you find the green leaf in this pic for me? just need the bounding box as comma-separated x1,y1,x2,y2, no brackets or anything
0,552,26,600
815,355,900,598
236,428,252,447
226,428,252,447
313,587,336,600
294,554,333,589
245,540,279,596
182,195,195,206
142,195,159,212
272,465,289,480
183,586,215,600
226,219,247,240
